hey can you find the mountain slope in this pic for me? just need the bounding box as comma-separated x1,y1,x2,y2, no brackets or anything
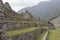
18,0,60,21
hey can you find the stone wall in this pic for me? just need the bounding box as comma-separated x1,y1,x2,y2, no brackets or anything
7,28,42,40
42,31,48,40
5,22,39,31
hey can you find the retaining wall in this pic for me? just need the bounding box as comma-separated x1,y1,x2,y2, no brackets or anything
7,28,41,40
5,22,38,31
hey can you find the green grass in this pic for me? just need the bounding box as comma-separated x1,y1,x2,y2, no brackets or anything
48,29,60,40
34,32,45,40
2,21,40,23
7,27,40,36
41,26,48,29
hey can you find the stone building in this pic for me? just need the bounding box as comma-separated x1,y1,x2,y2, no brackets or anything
0,0,7,40
4,2,12,10
23,10,33,21
0,0,22,21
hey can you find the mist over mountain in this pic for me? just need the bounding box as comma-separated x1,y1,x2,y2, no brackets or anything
18,0,60,21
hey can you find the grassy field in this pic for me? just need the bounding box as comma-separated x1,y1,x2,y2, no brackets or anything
48,29,60,40
7,27,40,36
34,32,45,40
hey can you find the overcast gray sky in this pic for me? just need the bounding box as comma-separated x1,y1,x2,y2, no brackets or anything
2,0,49,11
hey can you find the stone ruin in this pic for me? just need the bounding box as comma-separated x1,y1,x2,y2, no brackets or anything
0,0,50,40
0,0,7,40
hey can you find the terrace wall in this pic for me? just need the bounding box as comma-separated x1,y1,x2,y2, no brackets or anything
7,28,41,40
4,21,39,31
7,28,48,40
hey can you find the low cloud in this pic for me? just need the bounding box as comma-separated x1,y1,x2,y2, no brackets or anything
2,0,49,11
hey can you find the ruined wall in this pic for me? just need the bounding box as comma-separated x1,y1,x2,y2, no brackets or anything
7,28,41,40
5,22,39,31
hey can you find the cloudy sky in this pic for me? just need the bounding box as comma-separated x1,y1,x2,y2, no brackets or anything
2,0,49,11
